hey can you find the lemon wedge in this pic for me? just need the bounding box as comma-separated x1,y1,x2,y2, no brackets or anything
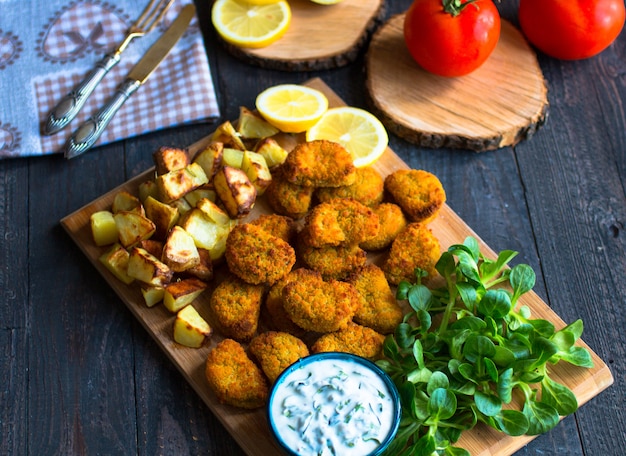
255,84,329,133
305,107,389,167
211,0,291,49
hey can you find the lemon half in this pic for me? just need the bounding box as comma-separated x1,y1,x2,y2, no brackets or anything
305,107,389,167
256,84,329,133
211,0,291,49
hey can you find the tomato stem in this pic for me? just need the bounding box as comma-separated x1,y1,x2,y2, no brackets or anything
442,0,479,16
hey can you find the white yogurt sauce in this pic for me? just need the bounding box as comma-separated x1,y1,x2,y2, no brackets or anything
270,358,396,456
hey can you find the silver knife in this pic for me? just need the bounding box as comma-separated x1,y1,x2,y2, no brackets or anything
65,3,195,159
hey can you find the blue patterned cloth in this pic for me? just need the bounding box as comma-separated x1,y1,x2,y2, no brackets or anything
0,0,219,158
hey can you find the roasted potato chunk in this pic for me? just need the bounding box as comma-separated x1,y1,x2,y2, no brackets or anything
241,151,272,195
222,148,245,169
182,248,214,282
138,179,159,203
112,191,144,215
236,106,279,139
184,186,217,208
254,137,288,169
174,304,212,348
90,210,118,247
141,286,165,308
144,195,179,241
192,142,223,181
211,120,246,150
213,166,257,219
161,226,200,273
163,277,207,313
153,146,189,175
113,211,156,249
99,243,134,285
178,207,234,256
127,247,173,287
156,163,209,203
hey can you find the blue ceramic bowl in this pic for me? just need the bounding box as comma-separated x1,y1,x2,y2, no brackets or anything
267,352,401,456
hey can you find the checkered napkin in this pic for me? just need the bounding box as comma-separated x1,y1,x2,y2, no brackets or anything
0,0,220,159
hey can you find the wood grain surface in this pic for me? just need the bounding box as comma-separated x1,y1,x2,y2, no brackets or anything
218,0,386,70
366,15,549,152
60,78,613,456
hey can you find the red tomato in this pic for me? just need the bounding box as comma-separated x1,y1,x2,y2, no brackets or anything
519,0,625,60
403,0,501,77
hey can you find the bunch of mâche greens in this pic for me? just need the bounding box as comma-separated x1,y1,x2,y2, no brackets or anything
377,237,593,456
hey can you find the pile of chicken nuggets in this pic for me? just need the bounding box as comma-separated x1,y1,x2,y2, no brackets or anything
205,139,447,409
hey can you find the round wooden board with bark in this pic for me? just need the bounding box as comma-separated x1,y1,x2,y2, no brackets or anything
365,15,549,152
218,0,386,71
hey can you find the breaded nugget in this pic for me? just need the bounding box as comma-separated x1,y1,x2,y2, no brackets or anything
385,169,446,223
282,140,356,188
311,322,385,361
264,268,313,337
209,275,265,342
347,264,403,334
282,274,360,333
205,338,269,409
249,213,297,243
316,166,384,207
249,331,309,383
300,198,379,248
382,223,441,285
225,223,295,285
298,242,367,280
360,203,408,251
265,167,314,219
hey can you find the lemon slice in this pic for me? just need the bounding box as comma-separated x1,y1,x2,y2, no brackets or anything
310,0,345,4
211,0,291,49
306,107,389,167
256,84,329,133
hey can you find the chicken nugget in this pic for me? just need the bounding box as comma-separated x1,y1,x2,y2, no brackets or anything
316,166,384,207
249,331,309,383
264,268,315,337
282,140,356,188
300,198,379,248
209,275,265,342
250,213,297,244
225,223,295,285
385,169,446,224
298,242,367,280
311,322,385,361
265,167,314,219
382,223,441,285
360,203,408,251
205,338,269,409
347,264,403,334
282,274,360,333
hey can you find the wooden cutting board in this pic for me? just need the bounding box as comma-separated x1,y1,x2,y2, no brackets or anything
366,15,549,152
61,78,612,456
218,0,386,71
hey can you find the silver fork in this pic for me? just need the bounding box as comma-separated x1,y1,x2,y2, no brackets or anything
43,0,175,135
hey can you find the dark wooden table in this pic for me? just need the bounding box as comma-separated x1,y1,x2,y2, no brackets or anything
2,1,624,454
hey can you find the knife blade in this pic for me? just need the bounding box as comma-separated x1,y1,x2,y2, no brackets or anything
65,3,196,159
